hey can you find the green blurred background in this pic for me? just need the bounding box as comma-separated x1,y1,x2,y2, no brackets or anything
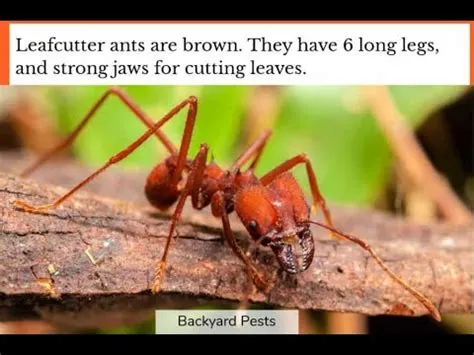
26,85,468,206
0,84,472,334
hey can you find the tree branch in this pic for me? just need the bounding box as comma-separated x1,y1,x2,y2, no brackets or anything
362,86,473,225
0,153,473,329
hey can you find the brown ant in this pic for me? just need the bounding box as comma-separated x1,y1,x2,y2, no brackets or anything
12,87,441,321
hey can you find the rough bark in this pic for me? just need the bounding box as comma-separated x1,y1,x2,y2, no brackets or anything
0,153,473,329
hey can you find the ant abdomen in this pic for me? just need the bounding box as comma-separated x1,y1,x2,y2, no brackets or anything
145,160,181,211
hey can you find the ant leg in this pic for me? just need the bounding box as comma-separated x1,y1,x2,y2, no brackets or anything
237,271,256,310
168,94,199,187
151,144,208,293
190,146,208,210
214,191,271,293
13,96,198,214
20,87,177,178
230,129,272,173
260,154,339,240
238,238,266,310
307,220,442,322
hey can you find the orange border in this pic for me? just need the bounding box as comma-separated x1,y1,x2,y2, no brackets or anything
470,21,473,85
0,21,9,85
8,20,472,24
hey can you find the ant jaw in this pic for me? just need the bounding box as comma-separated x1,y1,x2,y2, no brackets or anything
270,228,314,274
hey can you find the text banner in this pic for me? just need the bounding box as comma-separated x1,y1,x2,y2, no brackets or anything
5,22,471,85
155,309,299,334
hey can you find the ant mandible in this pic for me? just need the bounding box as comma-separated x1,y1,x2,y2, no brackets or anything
13,87,441,321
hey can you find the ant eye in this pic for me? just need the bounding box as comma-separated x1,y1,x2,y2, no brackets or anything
248,220,258,231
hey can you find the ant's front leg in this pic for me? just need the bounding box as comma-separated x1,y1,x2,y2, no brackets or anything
214,191,271,294
260,153,340,240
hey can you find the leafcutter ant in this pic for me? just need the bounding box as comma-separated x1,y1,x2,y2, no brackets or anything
13,87,441,321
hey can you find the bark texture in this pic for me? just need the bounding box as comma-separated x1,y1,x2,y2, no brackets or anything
0,153,473,329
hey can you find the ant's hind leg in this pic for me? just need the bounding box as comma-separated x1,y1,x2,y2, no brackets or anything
19,87,177,178
14,95,198,214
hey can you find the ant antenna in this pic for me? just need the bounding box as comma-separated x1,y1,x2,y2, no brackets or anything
306,219,441,322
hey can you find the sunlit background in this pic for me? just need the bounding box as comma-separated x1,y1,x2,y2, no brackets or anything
0,85,472,334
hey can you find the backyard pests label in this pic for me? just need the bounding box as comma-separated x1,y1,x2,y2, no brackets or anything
155,310,299,334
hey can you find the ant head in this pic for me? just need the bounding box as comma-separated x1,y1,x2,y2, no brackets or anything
234,181,314,274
